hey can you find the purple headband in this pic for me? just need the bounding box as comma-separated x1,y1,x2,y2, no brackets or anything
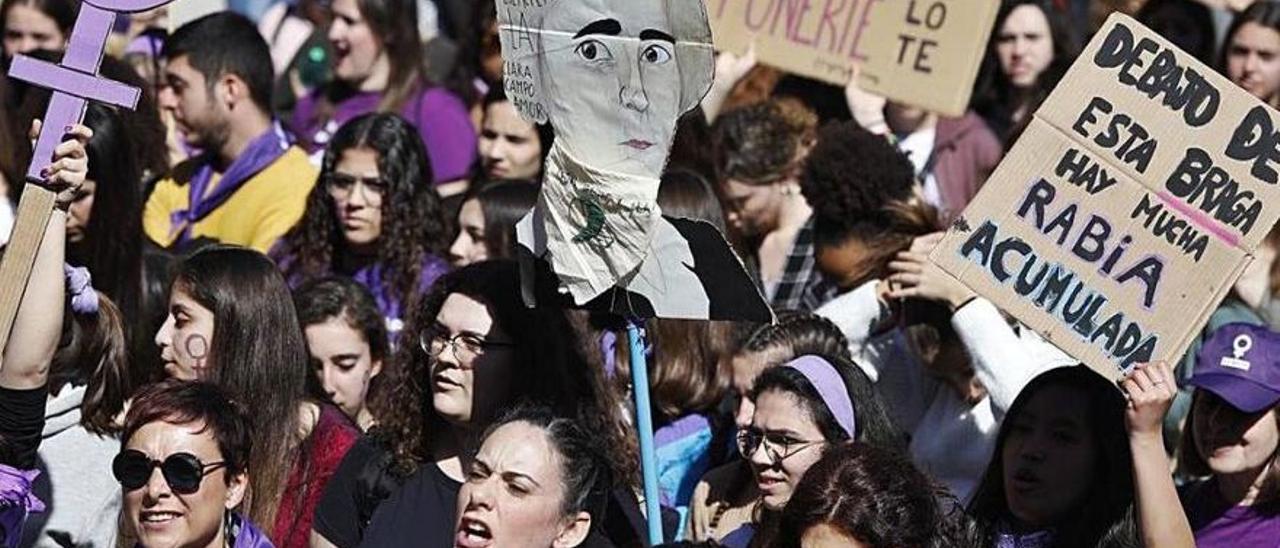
785,355,857,438
64,264,99,315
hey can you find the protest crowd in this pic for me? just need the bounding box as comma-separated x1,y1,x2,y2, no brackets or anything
5,0,1280,546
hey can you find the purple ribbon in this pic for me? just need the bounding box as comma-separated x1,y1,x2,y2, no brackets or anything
784,355,857,438
0,465,43,548
168,121,292,246
63,264,99,315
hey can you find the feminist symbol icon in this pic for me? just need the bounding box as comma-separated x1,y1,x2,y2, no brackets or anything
1221,334,1255,371
7,0,173,182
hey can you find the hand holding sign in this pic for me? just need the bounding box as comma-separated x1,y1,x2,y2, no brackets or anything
0,0,175,357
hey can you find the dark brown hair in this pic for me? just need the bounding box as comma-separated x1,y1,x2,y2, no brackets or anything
122,379,253,480
775,442,961,548
716,99,816,186
50,293,132,435
173,246,310,529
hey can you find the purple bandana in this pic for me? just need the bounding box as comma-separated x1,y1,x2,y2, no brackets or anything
784,355,857,438
168,121,292,246
0,465,43,548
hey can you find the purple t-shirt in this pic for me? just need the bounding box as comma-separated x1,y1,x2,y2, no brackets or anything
1183,479,1280,547
291,86,476,183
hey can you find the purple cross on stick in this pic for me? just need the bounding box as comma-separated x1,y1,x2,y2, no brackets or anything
0,0,174,358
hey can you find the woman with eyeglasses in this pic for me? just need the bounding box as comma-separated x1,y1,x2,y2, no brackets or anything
154,246,359,548
311,260,637,548
116,380,273,548
275,112,450,340
724,354,901,548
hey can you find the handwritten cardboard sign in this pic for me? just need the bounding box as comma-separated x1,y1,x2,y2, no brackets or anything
856,0,999,116
705,0,995,116
929,14,1280,379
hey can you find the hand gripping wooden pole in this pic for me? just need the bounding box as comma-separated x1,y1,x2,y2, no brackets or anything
0,0,174,358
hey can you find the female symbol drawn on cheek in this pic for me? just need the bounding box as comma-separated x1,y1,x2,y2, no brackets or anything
184,333,210,372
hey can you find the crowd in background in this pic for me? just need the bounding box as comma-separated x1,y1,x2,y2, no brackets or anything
0,0,1279,547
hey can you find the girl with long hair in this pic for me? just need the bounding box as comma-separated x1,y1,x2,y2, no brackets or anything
289,0,476,189
448,180,537,267
1222,2,1280,109
275,113,451,339
967,364,1192,548
971,0,1079,143
311,260,638,548
728,354,901,547
153,246,359,548
294,276,389,431
475,84,552,182
686,312,855,544
0,0,74,57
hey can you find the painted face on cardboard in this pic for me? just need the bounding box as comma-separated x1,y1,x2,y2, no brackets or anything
501,0,712,179
1192,390,1280,476
1000,384,1097,529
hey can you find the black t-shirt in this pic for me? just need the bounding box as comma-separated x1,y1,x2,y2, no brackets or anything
0,385,48,469
313,436,404,548
357,462,462,548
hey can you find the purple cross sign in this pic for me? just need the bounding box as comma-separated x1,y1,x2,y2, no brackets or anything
8,0,173,182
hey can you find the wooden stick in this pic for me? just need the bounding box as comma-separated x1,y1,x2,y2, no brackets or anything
0,186,56,354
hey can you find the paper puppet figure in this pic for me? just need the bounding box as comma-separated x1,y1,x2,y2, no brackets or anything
500,0,771,321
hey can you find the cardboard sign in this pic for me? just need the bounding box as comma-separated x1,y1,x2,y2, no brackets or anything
705,0,994,116
929,14,1280,380
856,0,999,116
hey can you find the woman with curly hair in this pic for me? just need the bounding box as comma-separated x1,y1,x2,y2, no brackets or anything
274,112,450,338
311,260,639,548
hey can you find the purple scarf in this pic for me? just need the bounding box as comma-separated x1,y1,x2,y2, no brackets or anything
168,122,292,246
0,465,42,548
131,513,273,548
350,256,449,337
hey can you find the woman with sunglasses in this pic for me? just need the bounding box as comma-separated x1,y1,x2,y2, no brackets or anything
116,380,272,548
726,354,900,548
275,113,450,340
154,246,359,548
311,260,636,548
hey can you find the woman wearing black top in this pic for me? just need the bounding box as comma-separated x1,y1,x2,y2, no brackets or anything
311,260,636,548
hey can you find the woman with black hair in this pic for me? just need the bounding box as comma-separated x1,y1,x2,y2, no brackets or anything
311,260,637,548
775,441,961,548
453,403,613,548
967,363,1193,548
290,0,476,188
153,246,359,548
1221,1,1280,109
295,277,389,431
449,181,538,267
476,84,552,183
721,354,901,548
971,0,1079,143
275,113,451,339
0,0,73,57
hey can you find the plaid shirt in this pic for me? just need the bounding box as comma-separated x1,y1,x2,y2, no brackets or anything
767,216,836,312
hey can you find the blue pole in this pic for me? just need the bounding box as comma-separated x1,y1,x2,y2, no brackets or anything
627,320,663,545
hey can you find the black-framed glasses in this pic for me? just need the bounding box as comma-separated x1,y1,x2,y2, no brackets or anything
112,449,226,495
736,428,824,464
418,324,516,362
324,173,388,203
